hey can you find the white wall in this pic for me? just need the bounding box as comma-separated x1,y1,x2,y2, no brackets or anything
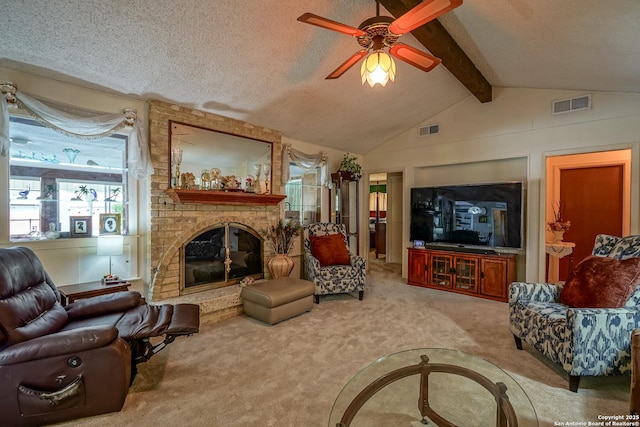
364,87,640,281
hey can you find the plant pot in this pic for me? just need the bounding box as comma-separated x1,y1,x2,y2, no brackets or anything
267,254,295,279
552,231,564,243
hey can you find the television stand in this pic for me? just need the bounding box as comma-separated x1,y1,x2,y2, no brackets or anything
408,247,517,302
425,244,499,255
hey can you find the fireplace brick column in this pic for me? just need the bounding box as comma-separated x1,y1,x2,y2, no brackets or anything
147,100,283,317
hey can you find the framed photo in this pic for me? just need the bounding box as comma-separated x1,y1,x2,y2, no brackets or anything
70,216,92,238
413,240,425,248
479,215,488,223
99,213,121,235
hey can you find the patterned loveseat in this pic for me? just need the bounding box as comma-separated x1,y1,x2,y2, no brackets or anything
509,234,640,391
303,223,366,303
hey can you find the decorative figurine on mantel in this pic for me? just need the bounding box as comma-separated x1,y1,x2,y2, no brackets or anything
263,163,271,194
245,176,255,192
254,163,262,194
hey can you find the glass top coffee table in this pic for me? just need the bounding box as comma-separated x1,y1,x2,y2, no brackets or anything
329,348,538,427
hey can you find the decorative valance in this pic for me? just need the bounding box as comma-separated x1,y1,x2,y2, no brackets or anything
281,143,329,187
0,81,154,179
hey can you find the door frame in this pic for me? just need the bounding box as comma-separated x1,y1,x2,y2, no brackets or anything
365,170,404,268
546,150,631,239
544,149,632,279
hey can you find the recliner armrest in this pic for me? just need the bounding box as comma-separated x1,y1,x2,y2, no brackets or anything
65,291,142,320
0,325,119,366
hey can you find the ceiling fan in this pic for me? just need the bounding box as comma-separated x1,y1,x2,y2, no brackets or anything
298,0,462,87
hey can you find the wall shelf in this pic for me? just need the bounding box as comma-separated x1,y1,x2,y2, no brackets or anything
165,189,286,206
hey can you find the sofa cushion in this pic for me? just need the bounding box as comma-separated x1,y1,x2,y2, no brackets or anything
309,233,350,267
560,255,640,308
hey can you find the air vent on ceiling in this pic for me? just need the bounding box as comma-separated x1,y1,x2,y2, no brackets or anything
552,94,591,115
418,123,440,137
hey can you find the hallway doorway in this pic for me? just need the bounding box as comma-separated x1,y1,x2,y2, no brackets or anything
368,171,403,270
546,150,631,281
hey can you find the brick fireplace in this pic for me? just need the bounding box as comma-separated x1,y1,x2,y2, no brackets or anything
147,100,283,323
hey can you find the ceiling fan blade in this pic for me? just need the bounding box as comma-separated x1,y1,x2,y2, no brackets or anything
297,13,366,37
326,50,369,79
388,0,463,35
389,43,441,72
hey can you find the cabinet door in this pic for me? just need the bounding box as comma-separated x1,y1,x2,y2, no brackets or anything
453,256,478,293
330,172,359,255
480,259,508,299
429,254,453,288
408,250,428,285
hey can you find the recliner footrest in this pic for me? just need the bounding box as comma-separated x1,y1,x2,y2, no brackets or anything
166,303,200,336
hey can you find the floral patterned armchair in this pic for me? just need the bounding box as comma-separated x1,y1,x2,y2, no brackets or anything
509,234,640,391
303,223,366,303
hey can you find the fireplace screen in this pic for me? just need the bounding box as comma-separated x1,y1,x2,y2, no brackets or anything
182,223,263,292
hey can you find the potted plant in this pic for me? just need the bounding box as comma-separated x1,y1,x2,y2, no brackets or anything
338,153,362,180
263,219,302,278
547,201,571,242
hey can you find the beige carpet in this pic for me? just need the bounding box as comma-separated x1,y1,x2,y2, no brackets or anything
58,258,629,427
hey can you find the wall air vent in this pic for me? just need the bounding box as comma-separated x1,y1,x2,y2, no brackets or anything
418,123,440,137
552,94,591,115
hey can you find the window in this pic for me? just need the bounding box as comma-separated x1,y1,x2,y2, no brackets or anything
8,116,128,240
285,164,321,225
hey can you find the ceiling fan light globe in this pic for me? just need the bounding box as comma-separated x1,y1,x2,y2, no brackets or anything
361,51,396,88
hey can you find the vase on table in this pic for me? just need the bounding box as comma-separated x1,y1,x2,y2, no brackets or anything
267,254,295,279
552,231,564,243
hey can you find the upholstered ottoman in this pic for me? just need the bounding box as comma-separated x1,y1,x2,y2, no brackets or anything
241,277,314,324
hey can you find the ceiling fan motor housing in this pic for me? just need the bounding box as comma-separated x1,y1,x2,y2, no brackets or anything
357,16,399,49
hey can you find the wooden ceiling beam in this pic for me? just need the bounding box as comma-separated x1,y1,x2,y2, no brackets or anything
379,0,492,103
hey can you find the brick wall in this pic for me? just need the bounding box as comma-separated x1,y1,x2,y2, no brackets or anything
147,100,283,320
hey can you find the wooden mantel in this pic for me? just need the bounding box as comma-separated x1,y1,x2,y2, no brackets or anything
165,189,286,206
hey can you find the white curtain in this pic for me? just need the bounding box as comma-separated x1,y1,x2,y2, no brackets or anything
0,84,154,179
281,143,329,187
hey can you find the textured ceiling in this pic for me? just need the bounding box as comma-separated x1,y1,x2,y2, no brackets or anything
1,0,639,154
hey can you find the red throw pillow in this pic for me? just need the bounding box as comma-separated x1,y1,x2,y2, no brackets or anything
560,255,640,308
309,234,351,267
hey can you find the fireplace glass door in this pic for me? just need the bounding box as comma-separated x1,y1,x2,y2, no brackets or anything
182,223,263,293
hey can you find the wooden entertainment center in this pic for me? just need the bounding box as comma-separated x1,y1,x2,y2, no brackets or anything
407,247,517,302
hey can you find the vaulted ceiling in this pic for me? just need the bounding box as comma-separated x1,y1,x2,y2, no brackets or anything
1,0,639,154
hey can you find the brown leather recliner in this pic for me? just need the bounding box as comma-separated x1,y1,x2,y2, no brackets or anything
0,246,200,427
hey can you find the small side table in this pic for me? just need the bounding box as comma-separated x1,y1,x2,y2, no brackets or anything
59,281,131,305
545,241,576,283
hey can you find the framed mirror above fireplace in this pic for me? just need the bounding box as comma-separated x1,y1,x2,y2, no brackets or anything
167,121,286,205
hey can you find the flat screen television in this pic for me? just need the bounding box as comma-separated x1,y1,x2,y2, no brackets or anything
410,182,523,250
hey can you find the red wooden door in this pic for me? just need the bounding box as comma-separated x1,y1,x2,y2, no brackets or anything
559,165,624,279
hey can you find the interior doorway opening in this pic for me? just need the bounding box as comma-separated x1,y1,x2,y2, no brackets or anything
368,171,403,273
545,149,631,281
